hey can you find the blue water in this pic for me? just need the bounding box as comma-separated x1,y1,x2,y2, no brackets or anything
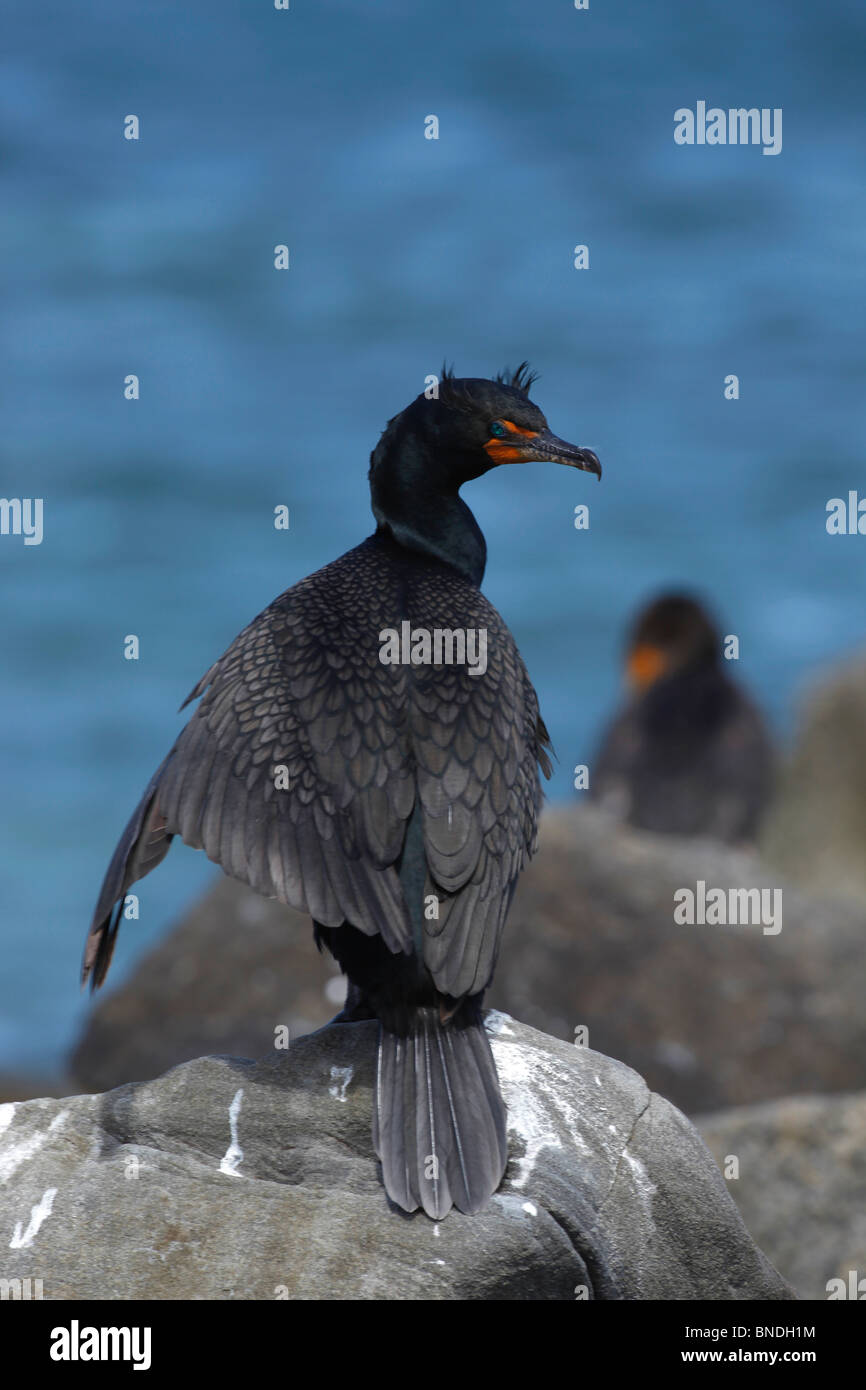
2,0,865,1074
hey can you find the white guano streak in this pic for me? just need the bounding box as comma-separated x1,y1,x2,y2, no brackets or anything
219,1089,245,1177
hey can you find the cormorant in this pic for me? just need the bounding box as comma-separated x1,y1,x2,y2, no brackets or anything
590,593,773,842
83,363,601,1219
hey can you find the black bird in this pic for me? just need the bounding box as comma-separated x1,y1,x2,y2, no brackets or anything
590,593,773,843
83,364,601,1219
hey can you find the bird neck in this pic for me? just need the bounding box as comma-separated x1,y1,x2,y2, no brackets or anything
642,660,733,736
369,445,487,586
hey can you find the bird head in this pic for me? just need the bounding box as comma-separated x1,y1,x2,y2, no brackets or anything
625,595,720,693
370,363,601,493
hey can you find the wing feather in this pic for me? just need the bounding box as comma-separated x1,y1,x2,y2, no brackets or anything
84,536,549,993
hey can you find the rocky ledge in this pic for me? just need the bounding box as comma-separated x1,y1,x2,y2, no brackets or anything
0,1015,792,1300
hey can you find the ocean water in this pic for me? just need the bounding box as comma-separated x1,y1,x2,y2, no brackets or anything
2,0,865,1074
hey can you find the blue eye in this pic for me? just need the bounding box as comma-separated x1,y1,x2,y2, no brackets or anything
490,421,507,438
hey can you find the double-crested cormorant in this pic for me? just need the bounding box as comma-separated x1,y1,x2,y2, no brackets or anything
590,593,773,842
83,363,601,1219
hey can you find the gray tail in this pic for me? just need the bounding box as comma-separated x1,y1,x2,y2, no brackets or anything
372,1008,507,1219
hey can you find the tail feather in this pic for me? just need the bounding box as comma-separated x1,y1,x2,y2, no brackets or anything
373,1008,507,1219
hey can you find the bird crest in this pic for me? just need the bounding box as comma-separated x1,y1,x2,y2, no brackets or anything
438,359,539,412
494,361,539,395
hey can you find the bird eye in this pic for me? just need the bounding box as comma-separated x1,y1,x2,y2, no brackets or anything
490,421,508,438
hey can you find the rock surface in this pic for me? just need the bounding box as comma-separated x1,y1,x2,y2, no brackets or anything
490,807,866,1114
761,654,866,908
71,876,340,1095
2,1016,791,1301
699,1090,866,1302
72,805,866,1117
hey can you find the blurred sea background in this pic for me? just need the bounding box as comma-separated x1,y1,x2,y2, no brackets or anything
1,0,865,1075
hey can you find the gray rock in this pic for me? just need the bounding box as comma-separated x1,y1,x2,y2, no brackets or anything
491,807,866,1113
699,1091,866,1302
2,1016,791,1300
761,655,866,908
70,807,866,1117
70,875,339,1095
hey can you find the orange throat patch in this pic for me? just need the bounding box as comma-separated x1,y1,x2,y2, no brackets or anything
627,643,669,691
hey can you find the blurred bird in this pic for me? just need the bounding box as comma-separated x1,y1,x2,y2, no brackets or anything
83,363,601,1219
590,594,773,843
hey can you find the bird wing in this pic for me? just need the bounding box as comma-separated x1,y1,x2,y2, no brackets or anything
84,536,547,998
158,540,418,946
589,681,774,842
84,539,416,986
705,692,775,841
403,565,548,999
589,703,642,820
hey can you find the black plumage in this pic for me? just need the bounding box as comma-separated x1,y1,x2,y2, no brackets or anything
83,365,601,1218
590,594,774,843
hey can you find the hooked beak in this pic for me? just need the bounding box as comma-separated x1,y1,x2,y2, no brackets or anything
524,429,602,478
